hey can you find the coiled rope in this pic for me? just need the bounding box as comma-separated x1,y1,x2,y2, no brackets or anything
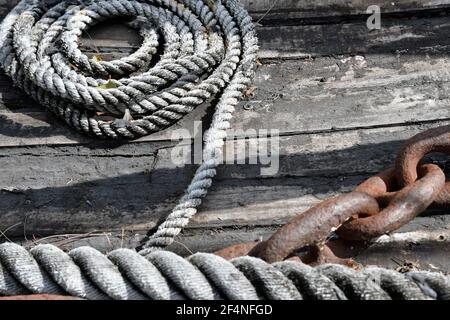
0,0,449,300
0,0,258,253
1,243,449,300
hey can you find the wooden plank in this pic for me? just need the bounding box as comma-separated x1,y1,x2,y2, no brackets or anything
78,13,450,58
233,54,450,135
185,227,450,273
0,104,211,146
2,0,450,22
2,52,450,146
256,15,450,58
0,121,448,237
0,2,449,149
16,215,450,273
241,0,450,22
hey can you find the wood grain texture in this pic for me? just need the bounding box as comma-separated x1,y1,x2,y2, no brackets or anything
241,0,450,21
77,13,450,58
18,215,450,272
1,121,449,238
2,0,450,22
2,53,450,146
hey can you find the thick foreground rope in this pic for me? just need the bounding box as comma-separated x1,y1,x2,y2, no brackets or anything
0,243,449,300
0,0,258,252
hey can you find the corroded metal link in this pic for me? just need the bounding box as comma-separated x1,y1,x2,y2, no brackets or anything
354,168,398,207
395,125,450,206
214,241,358,267
292,244,359,268
338,164,445,241
214,126,450,267
214,242,258,260
247,193,380,263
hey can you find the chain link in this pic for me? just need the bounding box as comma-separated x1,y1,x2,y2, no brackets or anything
395,125,450,206
337,164,445,241
215,126,450,266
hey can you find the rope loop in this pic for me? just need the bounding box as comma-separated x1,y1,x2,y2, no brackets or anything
0,0,258,251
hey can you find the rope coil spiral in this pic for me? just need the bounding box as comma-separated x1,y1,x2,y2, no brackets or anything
0,0,449,300
0,0,258,252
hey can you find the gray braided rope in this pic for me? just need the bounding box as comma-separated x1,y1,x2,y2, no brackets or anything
0,0,258,252
0,243,449,300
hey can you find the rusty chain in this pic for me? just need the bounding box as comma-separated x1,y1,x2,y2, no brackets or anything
1,126,449,301
215,125,450,266
396,125,450,206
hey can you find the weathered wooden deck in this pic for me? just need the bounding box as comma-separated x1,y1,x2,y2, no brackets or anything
0,0,449,272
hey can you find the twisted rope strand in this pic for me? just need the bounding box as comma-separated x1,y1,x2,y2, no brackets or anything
0,0,258,252
1,243,449,300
